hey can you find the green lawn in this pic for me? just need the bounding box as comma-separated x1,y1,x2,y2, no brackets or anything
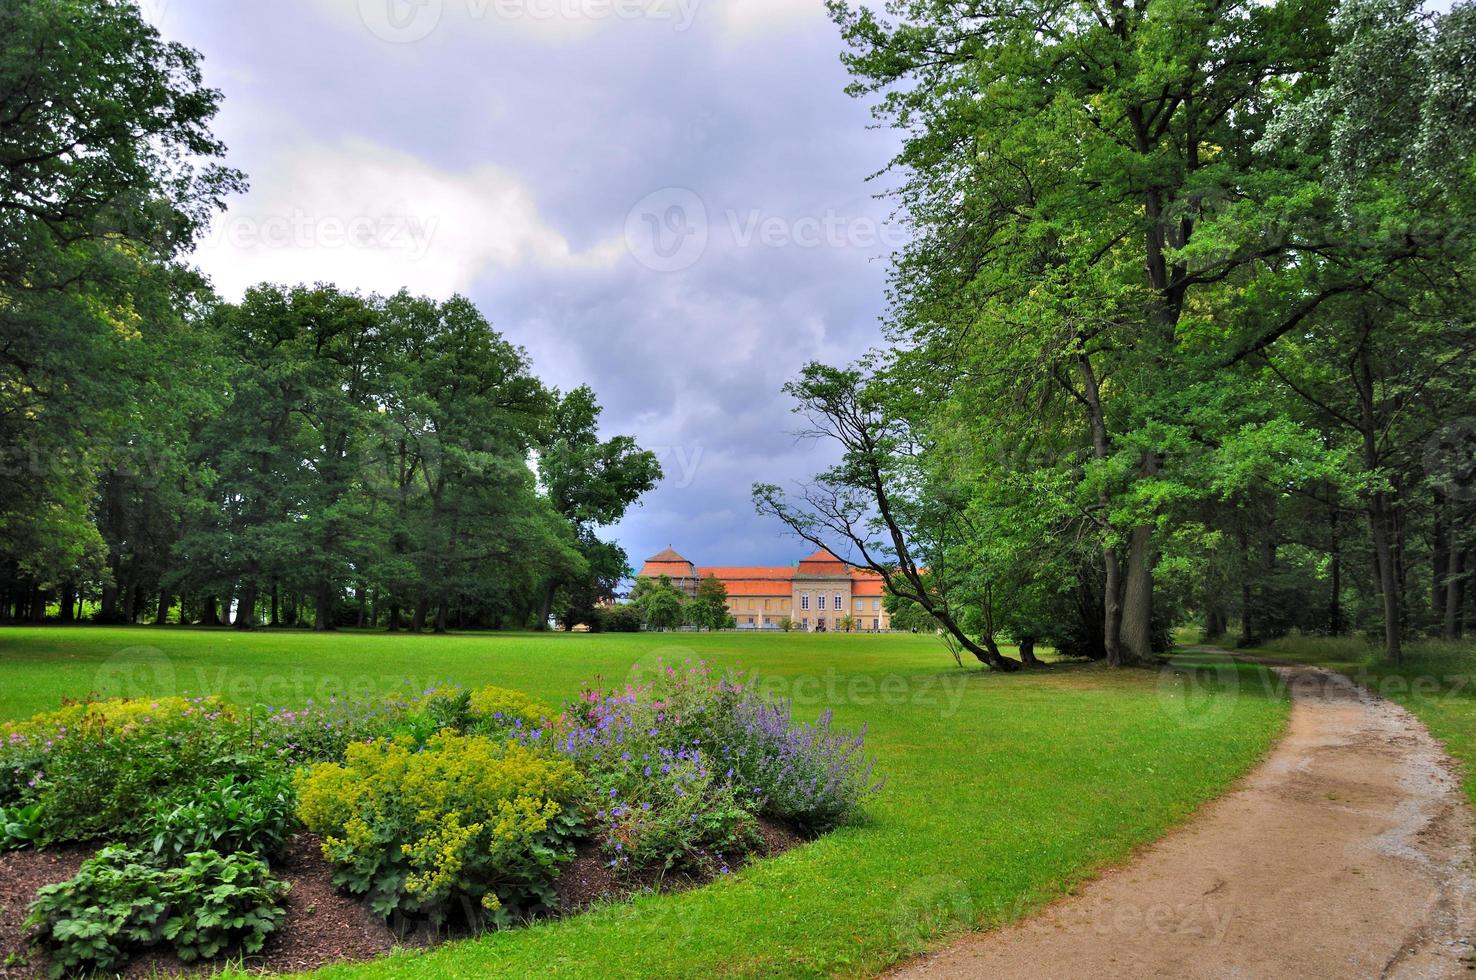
1211,634,1476,810
0,627,1287,978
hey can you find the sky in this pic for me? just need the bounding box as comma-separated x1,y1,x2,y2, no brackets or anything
146,0,903,570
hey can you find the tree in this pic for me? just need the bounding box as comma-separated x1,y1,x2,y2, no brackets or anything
754,364,1020,670
375,292,566,632
536,386,661,629
630,575,686,631
0,0,242,615
686,574,730,631
1233,0,1476,659
826,0,1344,664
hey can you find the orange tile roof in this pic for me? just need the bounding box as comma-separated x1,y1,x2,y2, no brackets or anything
638,560,697,578
796,548,850,576
722,579,792,596
696,566,793,580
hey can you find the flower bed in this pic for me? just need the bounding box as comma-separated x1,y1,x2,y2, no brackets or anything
0,660,882,976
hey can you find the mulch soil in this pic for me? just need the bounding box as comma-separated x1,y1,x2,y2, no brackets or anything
1,820,806,977
1,834,395,978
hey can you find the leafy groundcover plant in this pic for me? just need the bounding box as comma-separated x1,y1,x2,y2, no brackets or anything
2,664,882,974
25,846,288,977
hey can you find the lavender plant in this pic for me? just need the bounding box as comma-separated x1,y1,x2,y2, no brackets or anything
712,694,884,832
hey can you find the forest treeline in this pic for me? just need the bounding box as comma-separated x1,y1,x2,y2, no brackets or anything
0,0,660,630
759,0,1476,667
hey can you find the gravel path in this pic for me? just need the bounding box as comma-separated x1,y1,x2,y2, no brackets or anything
892,661,1476,979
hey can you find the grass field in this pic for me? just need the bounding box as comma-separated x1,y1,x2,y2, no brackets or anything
1210,634,1476,810
0,627,1287,978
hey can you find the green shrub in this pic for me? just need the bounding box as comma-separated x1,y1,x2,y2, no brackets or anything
590,605,643,632
295,732,584,930
36,718,244,844
466,685,556,736
141,770,297,865
1,803,42,850
159,850,289,962
1,697,234,811
598,755,760,876
25,846,288,977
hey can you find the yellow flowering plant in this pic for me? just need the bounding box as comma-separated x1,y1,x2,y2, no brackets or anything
466,685,557,734
295,731,584,930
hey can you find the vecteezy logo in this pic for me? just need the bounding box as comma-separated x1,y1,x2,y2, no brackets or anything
1155,652,1240,730
1424,417,1476,502
624,187,708,272
358,0,444,43
94,646,177,700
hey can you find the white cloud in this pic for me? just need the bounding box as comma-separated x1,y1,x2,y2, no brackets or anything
191,139,622,300
712,0,827,39
305,0,822,47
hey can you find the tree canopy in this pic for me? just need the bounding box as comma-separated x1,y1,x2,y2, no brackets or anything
757,0,1476,665
0,0,659,631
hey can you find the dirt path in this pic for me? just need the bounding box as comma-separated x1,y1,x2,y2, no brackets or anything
892,661,1476,979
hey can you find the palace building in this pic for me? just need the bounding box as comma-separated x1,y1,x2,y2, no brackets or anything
636,547,893,632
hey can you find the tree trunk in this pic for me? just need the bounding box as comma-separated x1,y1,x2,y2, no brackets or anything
236,582,258,630
411,596,429,632
1370,497,1402,662
1018,636,1041,666
388,603,401,632
1444,523,1464,640
356,588,367,628
1356,345,1402,663
313,581,333,631
1077,353,1126,666
270,583,279,628
155,589,170,626
1205,606,1227,639
535,581,556,631
1238,522,1257,646
1119,524,1154,662
1329,502,1343,636
1434,488,1450,624
100,584,119,622
29,586,45,622
201,595,221,627
433,602,448,634
59,584,76,623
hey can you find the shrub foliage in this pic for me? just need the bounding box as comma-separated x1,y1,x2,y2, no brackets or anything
295,733,584,929
26,846,288,977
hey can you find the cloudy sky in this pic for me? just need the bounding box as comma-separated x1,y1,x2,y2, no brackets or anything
150,0,902,570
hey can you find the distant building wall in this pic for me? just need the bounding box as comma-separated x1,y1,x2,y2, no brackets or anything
635,547,892,631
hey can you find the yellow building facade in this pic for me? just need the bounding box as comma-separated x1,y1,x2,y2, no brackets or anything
636,547,893,631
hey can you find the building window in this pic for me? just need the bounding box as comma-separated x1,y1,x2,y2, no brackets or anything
801,593,810,610
873,618,879,630
834,592,842,610
873,599,881,611
817,594,826,610
802,618,810,629
855,598,863,612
